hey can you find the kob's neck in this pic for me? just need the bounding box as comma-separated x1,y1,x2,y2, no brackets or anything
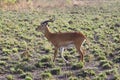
44,26,52,39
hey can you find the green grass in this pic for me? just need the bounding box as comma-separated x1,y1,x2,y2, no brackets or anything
0,0,120,80
6,75,14,80
25,76,33,80
71,62,84,70
50,67,61,75
41,72,53,80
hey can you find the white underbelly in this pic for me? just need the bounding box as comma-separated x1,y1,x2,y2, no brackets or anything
65,44,74,48
60,41,75,48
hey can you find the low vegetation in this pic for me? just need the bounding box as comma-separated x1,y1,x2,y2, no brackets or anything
0,0,120,80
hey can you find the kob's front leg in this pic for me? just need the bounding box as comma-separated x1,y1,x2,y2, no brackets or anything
60,47,69,63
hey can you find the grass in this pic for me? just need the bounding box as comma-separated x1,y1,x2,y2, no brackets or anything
50,67,61,75
40,55,52,62
77,69,95,78
0,61,6,66
71,62,84,70
6,75,14,80
69,76,78,80
41,72,53,80
0,0,120,80
25,76,33,80
99,60,113,69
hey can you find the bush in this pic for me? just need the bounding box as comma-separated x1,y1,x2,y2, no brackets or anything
105,70,113,75
77,69,95,78
19,72,32,79
35,62,55,68
2,48,12,55
112,75,120,80
12,48,18,53
102,63,112,69
50,68,61,75
63,71,73,78
35,62,43,68
84,55,91,62
69,76,78,80
85,69,95,76
19,73,26,78
113,56,120,63
16,68,24,74
22,57,30,61
15,62,35,71
93,72,107,80
3,0,17,4
10,67,16,73
0,56,10,61
23,64,35,71
40,56,51,62
77,70,87,77
42,62,55,68
98,73,107,79
41,72,52,79
99,60,108,66
99,60,112,69
6,75,14,80
71,62,83,70
97,56,106,60
0,61,6,66
25,76,33,80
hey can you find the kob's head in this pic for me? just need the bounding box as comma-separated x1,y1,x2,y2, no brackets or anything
36,18,55,32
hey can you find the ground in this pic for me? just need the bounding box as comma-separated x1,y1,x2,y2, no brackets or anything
0,0,120,80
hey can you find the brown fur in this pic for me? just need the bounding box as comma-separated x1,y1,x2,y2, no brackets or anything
36,23,87,62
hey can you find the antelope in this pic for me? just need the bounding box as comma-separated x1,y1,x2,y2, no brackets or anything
36,18,88,63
